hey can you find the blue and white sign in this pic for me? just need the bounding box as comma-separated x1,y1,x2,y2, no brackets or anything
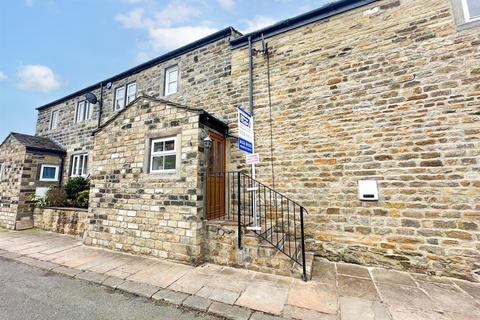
237,107,254,154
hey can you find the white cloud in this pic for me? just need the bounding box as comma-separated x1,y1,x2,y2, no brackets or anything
0,71,6,81
241,15,278,34
24,0,34,6
16,65,61,93
116,1,217,62
218,0,235,10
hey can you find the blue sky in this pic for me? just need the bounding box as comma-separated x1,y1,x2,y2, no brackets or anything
0,0,331,139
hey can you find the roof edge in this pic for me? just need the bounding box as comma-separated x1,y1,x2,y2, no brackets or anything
37,27,241,111
230,0,378,48
92,94,204,135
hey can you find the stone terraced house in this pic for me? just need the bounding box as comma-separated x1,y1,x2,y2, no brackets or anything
0,0,479,282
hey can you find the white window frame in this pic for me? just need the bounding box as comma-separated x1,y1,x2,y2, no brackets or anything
75,101,92,123
462,0,480,22
126,82,137,105
114,86,126,111
164,65,179,96
0,163,4,181
39,164,60,182
150,137,177,173
50,110,59,130
71,154,88,177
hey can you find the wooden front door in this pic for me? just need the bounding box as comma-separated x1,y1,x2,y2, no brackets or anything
206,132,226,219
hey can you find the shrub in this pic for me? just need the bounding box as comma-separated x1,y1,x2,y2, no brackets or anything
28,194,48,208
76,190,90,208
64,177,90,200
47,187,68,207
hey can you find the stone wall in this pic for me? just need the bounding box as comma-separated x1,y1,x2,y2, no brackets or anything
229,0,480,281
34,207,89,236
35,32,238,184
85,99,204,264
0,137,25,229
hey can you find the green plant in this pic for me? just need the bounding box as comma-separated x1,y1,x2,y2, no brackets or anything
28,194,48,208
64,177,90,200
46,187,67,207
76,190,90,208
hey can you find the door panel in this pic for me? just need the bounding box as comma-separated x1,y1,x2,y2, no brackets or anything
206,132,226,219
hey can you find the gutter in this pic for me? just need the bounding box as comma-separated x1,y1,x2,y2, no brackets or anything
230,0,378,48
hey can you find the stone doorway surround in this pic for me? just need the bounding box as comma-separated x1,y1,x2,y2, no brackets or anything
0,229,478,320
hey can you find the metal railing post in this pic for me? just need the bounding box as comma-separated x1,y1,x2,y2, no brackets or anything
300,206,307,282
237,171,242,249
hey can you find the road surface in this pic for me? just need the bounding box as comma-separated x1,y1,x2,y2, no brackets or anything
0,257,219,320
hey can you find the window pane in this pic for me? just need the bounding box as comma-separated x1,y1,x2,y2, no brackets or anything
72,157,78,176
168,82,177,94
467,0,480,18
51,111,58,129
82,156,88,176
42,167,57,180
151,156,163,171
164,140,175,151
126,83,136,104
115,87,125,110
169,69,178,82
164,155,176,170
153,142,164,152
216,141,223,174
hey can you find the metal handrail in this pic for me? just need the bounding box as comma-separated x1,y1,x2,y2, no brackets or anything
205,171,309,281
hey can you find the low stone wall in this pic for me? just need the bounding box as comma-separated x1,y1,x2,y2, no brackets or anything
33,207,89,237
204,221,311,278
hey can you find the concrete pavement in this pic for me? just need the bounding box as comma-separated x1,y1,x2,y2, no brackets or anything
0,229,479,320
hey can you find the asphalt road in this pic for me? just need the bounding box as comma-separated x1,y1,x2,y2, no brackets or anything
0,257,219,320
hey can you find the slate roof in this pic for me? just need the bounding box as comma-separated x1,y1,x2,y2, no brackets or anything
7,132,66,154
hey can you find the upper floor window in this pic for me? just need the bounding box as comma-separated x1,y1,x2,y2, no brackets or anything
71,153,88,177
150,137,176,173
75,101,92,123
164,65,178,96
50,110,59,130
114,81,137,111
462,0,480,22
0,162,4,181
40,164,59,182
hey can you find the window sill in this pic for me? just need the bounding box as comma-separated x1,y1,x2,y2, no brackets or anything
457,19,480,31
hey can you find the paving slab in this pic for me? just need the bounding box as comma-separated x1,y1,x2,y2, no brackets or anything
208,301,252,320
388,306,450,320
196,286,241,305
287,280,338,314
453,279,480,301
336,263,371,279
75,271,109,284
250,312,289,320
104,258,158,279
337,275,379,301
52,266,83,277
183,295,213,312
0,251,22,260
235,281,289,315
169,270,213,294
117,280,161,298
376,283,433,311
283,305,339,320
339,297,390,320
418,281,480,316
101,276,125,289
371,268,416,287
152,289,189,305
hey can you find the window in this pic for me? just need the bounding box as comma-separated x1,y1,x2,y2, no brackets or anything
114,86,126,111
126,82,137,104
40,164,59,182
0,163,4,181
150,137,176,173
75,101,92,123
50,110,59,130
114,82,137,111
164,65,178,95
462,0,480,22
71,154,88,177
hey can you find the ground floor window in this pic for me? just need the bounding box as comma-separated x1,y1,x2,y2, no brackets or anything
71,154,88,177
40,164,60,182
150,137,176,173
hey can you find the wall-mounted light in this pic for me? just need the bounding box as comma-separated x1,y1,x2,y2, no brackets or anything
203,135,213,150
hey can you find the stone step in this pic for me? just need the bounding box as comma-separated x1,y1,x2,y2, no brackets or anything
15,218,34,231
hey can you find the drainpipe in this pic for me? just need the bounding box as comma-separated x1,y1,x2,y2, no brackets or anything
97,82,104,128
59,154,65,187
248,36,254,115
